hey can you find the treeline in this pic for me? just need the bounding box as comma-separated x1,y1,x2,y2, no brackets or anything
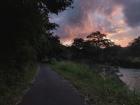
47,31,140,68
0,0,73,105
70,33,140,68
69,33,140,68
118,36,140,68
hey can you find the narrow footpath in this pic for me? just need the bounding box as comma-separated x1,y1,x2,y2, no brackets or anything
18,64,85,105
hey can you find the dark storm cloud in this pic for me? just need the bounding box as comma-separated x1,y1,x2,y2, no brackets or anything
63,0,115,27
124,1,140,27
69,0,140,28
116,0,140,27
51,0,117,36
57,0,140,29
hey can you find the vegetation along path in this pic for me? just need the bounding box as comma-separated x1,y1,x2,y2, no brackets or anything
18,64,85,105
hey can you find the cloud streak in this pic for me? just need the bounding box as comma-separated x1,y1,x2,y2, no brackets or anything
50,0,140,47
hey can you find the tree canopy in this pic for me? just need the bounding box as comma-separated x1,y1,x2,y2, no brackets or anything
87,31,114,48
0,1,73,104
1,0,73,62
128,36,140,57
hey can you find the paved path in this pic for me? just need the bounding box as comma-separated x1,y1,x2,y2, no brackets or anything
18,64,85,105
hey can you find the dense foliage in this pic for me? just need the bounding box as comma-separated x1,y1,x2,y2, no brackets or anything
68,31,119,64
64,32,140,68
0,0,73,62
0,0,73,105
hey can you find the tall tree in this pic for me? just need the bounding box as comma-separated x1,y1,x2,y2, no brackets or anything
129,36,140,57
0,0,73,62
0,1,73,105
87,31,114,48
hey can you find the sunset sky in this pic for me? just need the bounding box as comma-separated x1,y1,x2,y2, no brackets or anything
50,0,140,47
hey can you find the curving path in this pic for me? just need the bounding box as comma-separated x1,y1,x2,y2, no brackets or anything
18,64,85,105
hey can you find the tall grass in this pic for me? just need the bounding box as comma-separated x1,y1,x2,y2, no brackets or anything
51,61,140,105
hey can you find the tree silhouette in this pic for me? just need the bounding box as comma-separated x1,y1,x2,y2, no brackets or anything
72,38,85,50
70,31,117,63
0,1,73,105
129,36,140,57
87,31,114,48
0,0,73,62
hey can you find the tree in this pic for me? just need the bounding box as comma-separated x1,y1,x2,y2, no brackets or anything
0,1,73,105
0,0,73,62
87,31,114,48
72,38,85,50
103,45,122,64
128,36,140,57
70,32,115,62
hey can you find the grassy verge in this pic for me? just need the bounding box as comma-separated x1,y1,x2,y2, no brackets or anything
50,61,140,105
0,62,37,105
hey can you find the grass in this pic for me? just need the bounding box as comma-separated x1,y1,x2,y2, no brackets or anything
50,61,140,105
0,62,37,105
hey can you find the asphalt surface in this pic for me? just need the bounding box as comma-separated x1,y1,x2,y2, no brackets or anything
18,64,85,105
